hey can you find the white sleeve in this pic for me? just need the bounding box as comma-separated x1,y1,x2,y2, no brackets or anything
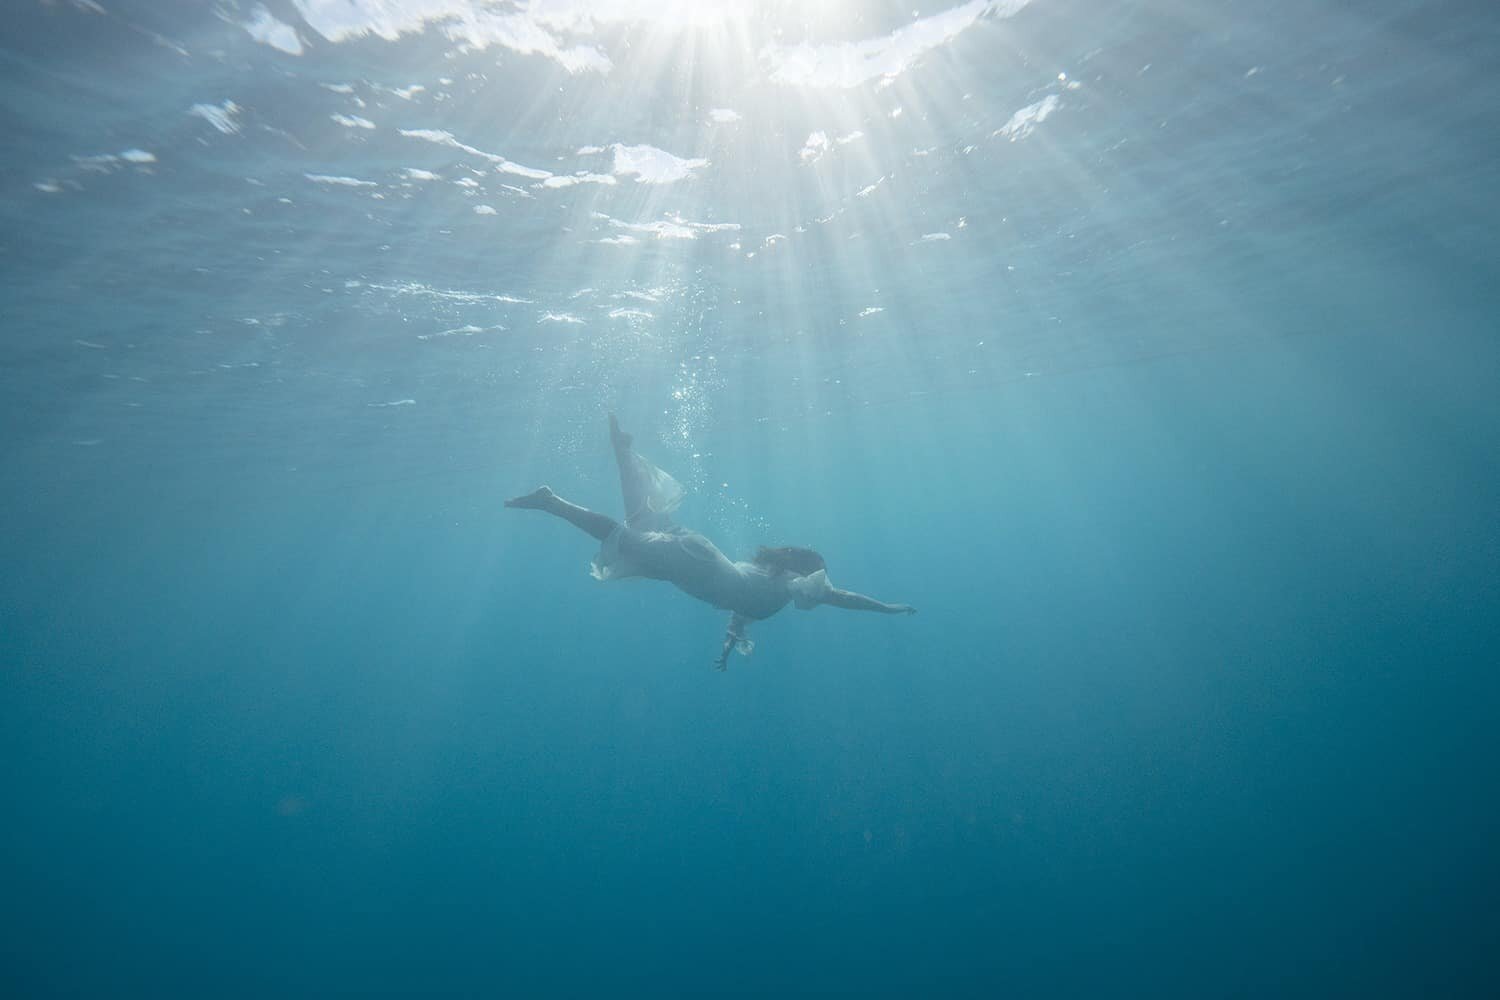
786,569,833,609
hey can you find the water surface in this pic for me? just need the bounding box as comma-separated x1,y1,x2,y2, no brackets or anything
2,1,1498,995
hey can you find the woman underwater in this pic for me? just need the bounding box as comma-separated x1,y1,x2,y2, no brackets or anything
506,415,915,670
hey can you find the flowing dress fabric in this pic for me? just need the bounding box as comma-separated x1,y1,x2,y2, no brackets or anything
619,448,684,532
594,445,697,581
590,441,815,621
591,526,721,583
786,568,835,609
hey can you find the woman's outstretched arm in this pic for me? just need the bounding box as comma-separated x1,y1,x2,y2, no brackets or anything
822,588,916,615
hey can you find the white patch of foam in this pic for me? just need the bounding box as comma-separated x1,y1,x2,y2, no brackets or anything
836,130,864,145
538,312,586,324
401,167,441,180
34,180,63,193
321,82,355,93
401,126,471,149
856,176,886,197
858,306,885,317
305,173,378,186
244,4,304,55
369,398,416,407
417,324,494,341
530,0,737,32
292,0,469,42
331,113,376,129
707,108,741,124
764,0,1032,88
608,308,653,321
189,100,241,134
541,172,617,189
399,127,552,180
577,144,606,155
390,84,425,99
995,93,1059,141
443,10,611,74
369,280,531,305
920,232,952,241
454,176,479,188
289,1,755,75
71,149,158,173
72,153,120,172
611,143,707,183
291,1,606,73
596,235,639,246
473,203,496,214
294,0,736,43
799,130,830,164
496,160,551,180
608,215,739,240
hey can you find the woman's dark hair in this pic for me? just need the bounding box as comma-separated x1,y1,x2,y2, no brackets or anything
753,546,826,577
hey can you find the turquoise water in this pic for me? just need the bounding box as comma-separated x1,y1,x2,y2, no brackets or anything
4,0,1498,994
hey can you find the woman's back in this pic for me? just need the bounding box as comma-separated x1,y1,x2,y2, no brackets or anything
600,526,792,620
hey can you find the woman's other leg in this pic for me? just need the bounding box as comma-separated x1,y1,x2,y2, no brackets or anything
609,413,683,530
610,413,650,526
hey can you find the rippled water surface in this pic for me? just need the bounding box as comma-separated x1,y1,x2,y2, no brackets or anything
3,1,1498,995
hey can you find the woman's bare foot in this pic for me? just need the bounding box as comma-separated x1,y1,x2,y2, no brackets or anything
504,485,555,509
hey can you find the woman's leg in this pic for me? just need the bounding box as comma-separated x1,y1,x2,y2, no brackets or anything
505,486,618,542
610,413,682,529
610,413,650,526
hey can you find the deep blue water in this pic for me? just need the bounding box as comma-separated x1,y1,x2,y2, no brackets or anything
3,0,1499,995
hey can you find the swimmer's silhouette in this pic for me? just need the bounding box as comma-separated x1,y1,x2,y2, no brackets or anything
507,415,915,670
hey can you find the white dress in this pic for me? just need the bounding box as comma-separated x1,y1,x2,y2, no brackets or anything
589,444,833,620
591,444,712,580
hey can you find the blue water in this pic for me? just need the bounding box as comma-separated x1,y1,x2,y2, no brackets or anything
3,0,1499,995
